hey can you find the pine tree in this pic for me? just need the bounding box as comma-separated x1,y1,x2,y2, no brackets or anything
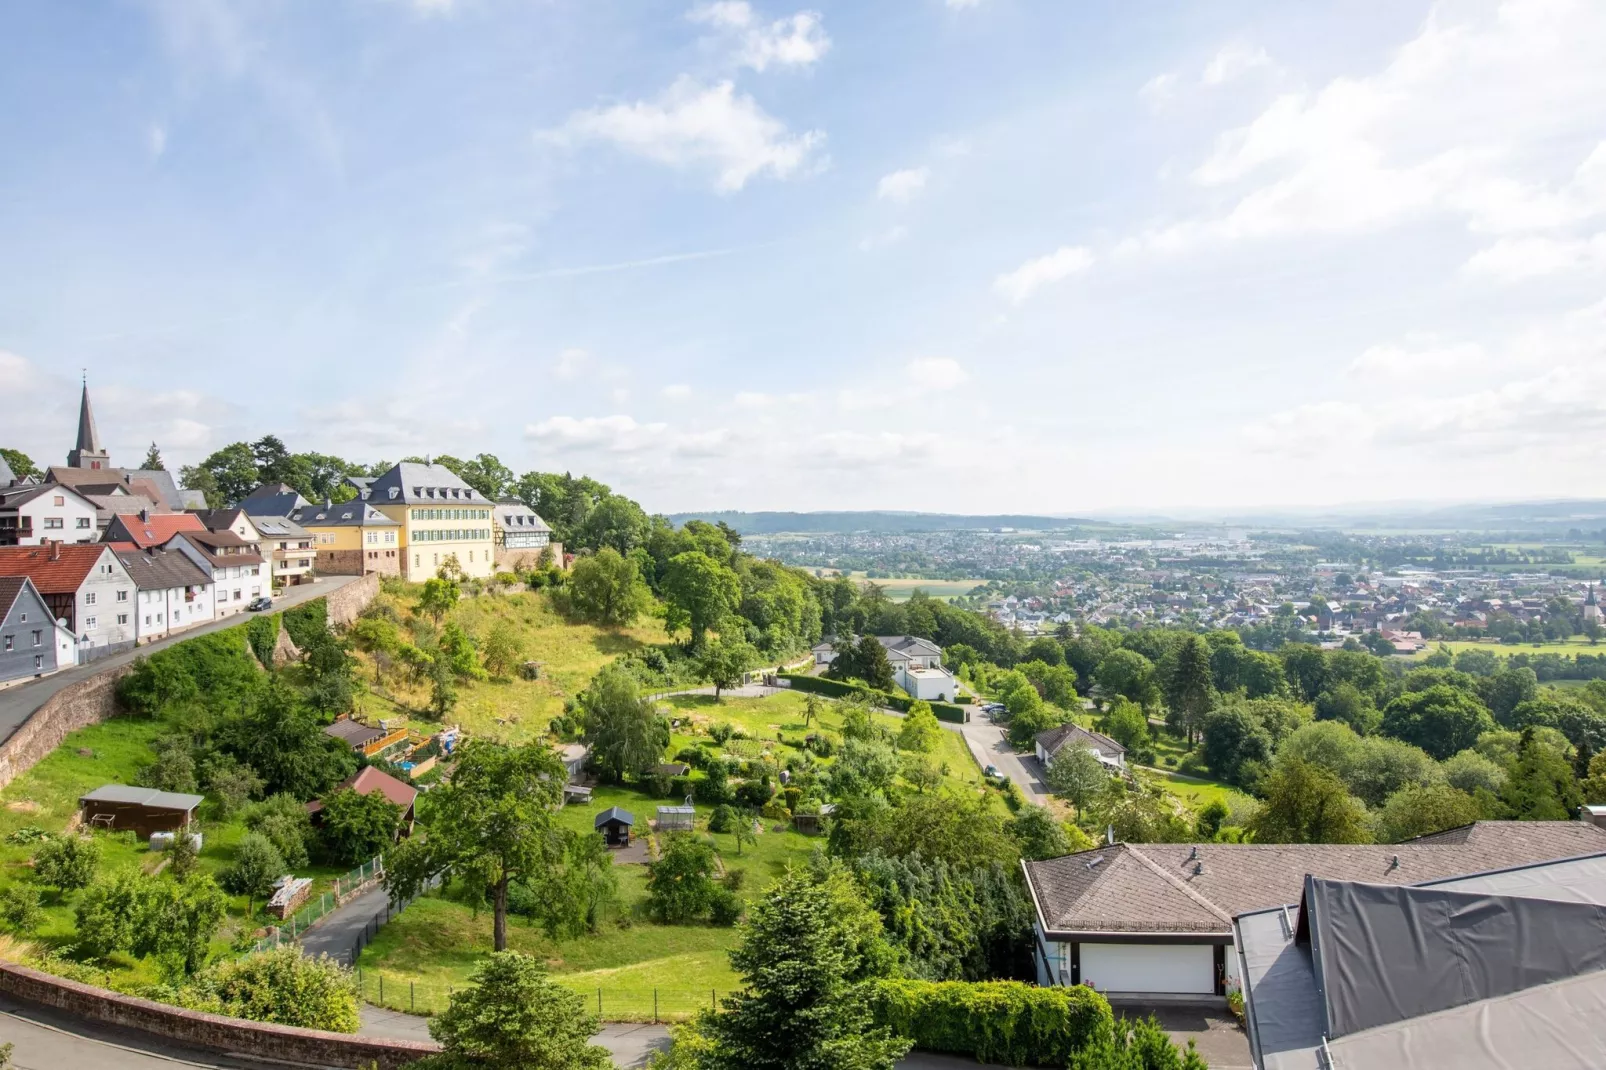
1501,727,1581,820
858,635,896,692
142,442,164,470
1166,636,1216,745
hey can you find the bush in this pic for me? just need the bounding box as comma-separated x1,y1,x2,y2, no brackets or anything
709,722,735,745
184,945,359,1032
282,599,328,650
32,835,99,895
869,979,1114,1067
245,615,278,667
221,833,285,911
1066,1014,1209,1070
707,804,736,833
0,884,43,934
708,887,743,926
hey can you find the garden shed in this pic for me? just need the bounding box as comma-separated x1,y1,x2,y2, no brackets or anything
595,806,635,846
79,785,203,838
657,805,695,832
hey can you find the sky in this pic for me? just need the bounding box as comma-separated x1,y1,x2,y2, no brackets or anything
2,0,1605,515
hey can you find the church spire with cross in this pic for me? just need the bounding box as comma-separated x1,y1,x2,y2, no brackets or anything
67,373,111,470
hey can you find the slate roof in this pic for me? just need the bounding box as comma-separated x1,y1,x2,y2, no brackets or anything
289,501,399,528
0,544,116,595
595,806,635,828
362,462,486,507
249,515,311,540
493,500,551,532
0,576,45,622
167,530,265,567
109,511,206,549
237,483,310,517
1022,822,1606,938
113,547,212,592
0,483,95,512
877,635,943,659
80,785,204,811
45,467,186,511
1035,722,1126,759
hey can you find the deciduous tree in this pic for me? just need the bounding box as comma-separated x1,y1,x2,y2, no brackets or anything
1250,759,1371,844
580,665,668,782
414,951,611,1070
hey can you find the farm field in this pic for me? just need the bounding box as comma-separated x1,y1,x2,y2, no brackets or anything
1407,636,1606,659
809,571,984,602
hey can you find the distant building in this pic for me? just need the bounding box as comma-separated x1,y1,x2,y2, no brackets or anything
1034,723,1126,770
876,635,960,702
356,462,496,581
288,499,402,577
0,483,98,546
112,546,215,644
237,483,311,518
492,499,554,570
164,530,266,617
250,514,316,587
103,509,206,550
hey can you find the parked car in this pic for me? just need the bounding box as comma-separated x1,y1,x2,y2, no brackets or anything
247,596,273,612
984,764,998,777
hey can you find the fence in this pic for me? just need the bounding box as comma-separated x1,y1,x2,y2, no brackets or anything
354,967,726,1022
249,856,386,955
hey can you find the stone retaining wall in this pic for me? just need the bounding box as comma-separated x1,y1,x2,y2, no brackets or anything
0,666,131,792
326,572,381,626
0,960,437,1068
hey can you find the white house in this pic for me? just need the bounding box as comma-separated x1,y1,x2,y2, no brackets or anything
492,499,553,570
112,547,216,644
164,530,266,618
1034,723,1126,770
876,635,960,702
0,484,99,546
249,514,316,587
1020,822,1606,1003
0,542,137,660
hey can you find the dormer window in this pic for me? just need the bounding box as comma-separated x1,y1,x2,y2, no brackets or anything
389,488,399,499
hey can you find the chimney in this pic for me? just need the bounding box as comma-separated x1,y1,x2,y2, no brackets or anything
324,498,332,509
49,539,61,562
140,508,150,523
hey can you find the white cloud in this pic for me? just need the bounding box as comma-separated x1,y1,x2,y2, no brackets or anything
993,246,1094,305
147,123,167,160
1124,2,1606,256
1139,72,1178,111
687,3,831,72
550,77,825,193
553,348,589,380
662,383,693,400
877,167,929,202
734,391,774,407
1201,43,1272,86
1347,335,1485,381
905,357,968,390
526,414,668,452
945,0,984,8
1464,233,1606,281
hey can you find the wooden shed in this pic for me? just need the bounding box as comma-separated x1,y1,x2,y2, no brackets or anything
595,806,635,847
79,785,203,838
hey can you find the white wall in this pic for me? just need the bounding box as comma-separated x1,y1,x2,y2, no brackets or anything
75,551,136,652
15,492,97,545
1078,943,1215,995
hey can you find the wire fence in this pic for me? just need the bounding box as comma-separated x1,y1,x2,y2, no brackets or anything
354,967,725,1021
249,856,386,955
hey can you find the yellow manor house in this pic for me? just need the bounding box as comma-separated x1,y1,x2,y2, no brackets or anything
287,499,403,577
356,462,497,581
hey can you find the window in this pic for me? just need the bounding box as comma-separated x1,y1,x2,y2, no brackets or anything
144,616,152,627
17,613,24,622
116,590,128,602
76,517,91,529
233,590,241,601
469,551,474,563
117,614,128,626
156,613,163,623
3,636,10,651
33,655,41,669
53,496,64,506
84,592,96,606
414,554,420,567
44,517,64,529
85,617,97,629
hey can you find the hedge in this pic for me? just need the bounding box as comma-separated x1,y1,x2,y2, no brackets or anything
777,674,970,723
283,598,328,649
869,979,1114,1067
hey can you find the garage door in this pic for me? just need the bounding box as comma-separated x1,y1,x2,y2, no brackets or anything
1079,943,1214,995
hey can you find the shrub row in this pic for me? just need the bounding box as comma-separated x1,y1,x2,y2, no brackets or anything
776,674,969,723
868,978,1114,1067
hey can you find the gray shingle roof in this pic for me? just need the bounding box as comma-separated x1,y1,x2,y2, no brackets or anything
323,719,386,747
288,501,398,528
80,785,204,811
877,635,943,659
1023,822,1606,938
493,500,551,532
1035,722,1126,759
595,806,635,827
112,547,213,591
362,462,485,507
238,483,310,517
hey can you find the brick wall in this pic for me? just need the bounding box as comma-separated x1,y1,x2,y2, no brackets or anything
0,961,436,1068
325,573,380,627
0,664,130,792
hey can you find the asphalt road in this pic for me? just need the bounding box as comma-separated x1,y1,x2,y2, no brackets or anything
298,883,391,966
948,708,1051,805
0,575,355,748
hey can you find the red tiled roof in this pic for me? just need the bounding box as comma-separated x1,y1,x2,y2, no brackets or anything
111,511,205,549
0,544,113,594
343,766,418,809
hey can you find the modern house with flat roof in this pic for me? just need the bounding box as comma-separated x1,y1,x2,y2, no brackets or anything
1020,821,1606,1003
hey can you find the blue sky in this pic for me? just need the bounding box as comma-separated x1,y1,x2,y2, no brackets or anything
3,0,1605,514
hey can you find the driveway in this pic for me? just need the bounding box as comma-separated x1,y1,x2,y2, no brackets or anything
0,575,355,747
947,708,1051,806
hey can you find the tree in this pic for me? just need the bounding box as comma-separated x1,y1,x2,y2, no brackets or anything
1280,644,1329,702
480,620,524,680
580,665,667,782
195,945,360,1032
0,885,43,935
1582,749,1606,804
645,835,718,922
1094,649,1159,709
413,951,611,1070
1044,746,1111,815
204,757,264,818
854,635,896,692
318,787,403,866
1486,667,1539,726
1164,636,1215,744
219,680,357,799
1500,727,1581,820
74,870,143,959
731,809,758,856
802,694,822,729
577,494,652,556
428,655,459,720
897,701,943,753
827,739,901,799
141,442,165,470
567,548,651,627
1443,748,1508,796
1199,706,1272,788
1314,682,1381,735
1250,759,1371,844
1009,804,1085,860
192,442,260,505
699,637,758,700
384,740,569,952
32,835,99,898
222,833,286,915
135,873,228,977
0,447,39,480
1376,784,1482,842
697,865,910,1070
661,551,741,648
1348,736,1443,809
418,577,460,625
454,453,517,501
1098,700,1152,757
1381,685,1495,760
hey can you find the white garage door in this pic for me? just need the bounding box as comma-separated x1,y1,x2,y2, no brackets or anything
1079,943,1214,995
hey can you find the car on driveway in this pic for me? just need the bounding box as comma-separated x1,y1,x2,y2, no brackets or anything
247,596,273,612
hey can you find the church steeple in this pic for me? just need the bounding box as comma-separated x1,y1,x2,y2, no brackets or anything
67,375,111,470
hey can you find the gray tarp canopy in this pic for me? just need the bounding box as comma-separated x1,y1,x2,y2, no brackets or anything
1237,852,1606,1070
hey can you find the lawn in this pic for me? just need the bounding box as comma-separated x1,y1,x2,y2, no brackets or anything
1407,637,1606,660
1136,767,1255,815
814,572,985,603
353,586,671,745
